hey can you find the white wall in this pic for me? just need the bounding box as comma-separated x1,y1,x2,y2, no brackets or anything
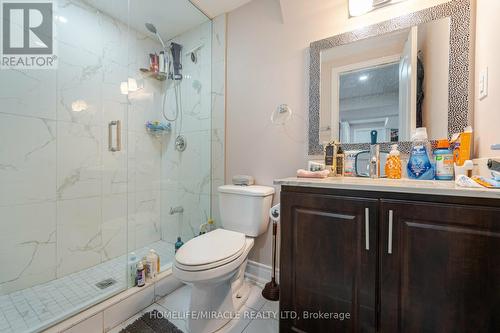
474,0,500,157
226,0,457,266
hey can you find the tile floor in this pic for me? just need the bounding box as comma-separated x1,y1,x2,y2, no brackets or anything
109,283,279,333
0,240,175,333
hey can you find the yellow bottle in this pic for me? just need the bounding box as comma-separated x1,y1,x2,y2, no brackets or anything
385,144,402,179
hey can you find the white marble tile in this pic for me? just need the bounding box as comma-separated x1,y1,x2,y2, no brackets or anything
55,0,104,57
245,284,267,311
0,114,56,207
156,284,191,313
56,122,102,200
56,197,102,277
128,131,162,193
102,127,128,196
0,203,56,294
177,130,212,196
128,190,161,251
212,15,227,65
56,42,103,126
0,69,57,120
101,194,127,262
215,306,255,333
63,312,103,333
242,315,279,333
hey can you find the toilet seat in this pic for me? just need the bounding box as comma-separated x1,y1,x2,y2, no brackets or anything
175,229,246,272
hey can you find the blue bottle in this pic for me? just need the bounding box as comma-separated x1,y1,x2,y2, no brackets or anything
407,128,435,180
175,237,184,253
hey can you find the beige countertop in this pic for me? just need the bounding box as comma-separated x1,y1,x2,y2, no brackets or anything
274,177,500,199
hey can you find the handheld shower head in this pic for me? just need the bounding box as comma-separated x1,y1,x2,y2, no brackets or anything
144,23,166,50
145,23,157,34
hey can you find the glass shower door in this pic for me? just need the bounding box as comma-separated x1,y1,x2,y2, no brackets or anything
0,0,131,331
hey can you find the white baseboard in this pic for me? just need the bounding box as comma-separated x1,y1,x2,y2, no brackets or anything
245,260,280,286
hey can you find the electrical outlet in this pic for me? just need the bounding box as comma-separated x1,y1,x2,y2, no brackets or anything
479,67,488,100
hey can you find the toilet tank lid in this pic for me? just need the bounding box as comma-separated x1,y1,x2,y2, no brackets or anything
218,185,275,197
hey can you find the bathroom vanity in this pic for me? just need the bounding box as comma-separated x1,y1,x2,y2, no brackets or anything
275,177,500,333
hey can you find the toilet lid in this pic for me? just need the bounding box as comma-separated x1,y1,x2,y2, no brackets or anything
175,229,246,268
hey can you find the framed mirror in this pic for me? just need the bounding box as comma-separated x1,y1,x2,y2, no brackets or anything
308,0,473,155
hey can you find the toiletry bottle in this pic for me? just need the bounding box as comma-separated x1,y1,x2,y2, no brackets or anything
369,130,380,178
335,146,345,177
175,237,184,253
407,127,435,180
146,250,157,281
207,218,216,232
434,139,454,180
136,261,145,287
128,252,139,288
324,142,335,177
385,144,402,179
344,151,358,177
151,249,160,273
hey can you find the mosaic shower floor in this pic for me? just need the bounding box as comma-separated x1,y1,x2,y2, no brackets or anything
0,240,175,333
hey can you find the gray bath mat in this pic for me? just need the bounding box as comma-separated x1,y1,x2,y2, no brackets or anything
119,309,184,333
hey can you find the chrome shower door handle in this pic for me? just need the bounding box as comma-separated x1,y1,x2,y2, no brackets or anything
365,208,370,251
388,210,394,254
108,120,121,152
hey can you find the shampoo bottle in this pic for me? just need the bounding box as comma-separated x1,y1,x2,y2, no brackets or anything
128,252,139,288
136,261,145,287
146,250,158,281
385,144,402,179
175,237,184,253
407,127,435,180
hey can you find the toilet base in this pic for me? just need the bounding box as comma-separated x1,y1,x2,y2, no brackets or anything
187,259,250,333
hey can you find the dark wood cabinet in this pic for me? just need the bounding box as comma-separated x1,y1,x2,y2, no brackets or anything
379,200,500,333
280,186,500,333
280,191,378,333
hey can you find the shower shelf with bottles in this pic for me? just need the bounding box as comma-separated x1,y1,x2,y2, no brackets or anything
145,121,171,138
139,68,168,81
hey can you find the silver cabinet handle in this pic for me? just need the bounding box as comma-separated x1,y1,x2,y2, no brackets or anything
388,210,393,254
108,120,121,152
365,208,369,251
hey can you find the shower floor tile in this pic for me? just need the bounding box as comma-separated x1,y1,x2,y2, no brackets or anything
0,240,175,333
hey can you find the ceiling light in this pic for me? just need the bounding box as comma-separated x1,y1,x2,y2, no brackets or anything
349,0,373,17
359,75,369,81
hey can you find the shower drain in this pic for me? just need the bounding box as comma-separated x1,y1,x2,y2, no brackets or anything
95,278,117,290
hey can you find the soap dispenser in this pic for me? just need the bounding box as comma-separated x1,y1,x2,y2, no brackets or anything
385,144,402,179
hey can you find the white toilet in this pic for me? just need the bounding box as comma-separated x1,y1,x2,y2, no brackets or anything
173,185,275,333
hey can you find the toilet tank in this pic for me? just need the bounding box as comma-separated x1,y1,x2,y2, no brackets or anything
218,185,275,237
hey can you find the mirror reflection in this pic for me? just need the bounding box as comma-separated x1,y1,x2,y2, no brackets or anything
319,17,450,144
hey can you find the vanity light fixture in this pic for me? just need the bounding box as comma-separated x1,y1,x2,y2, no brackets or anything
349,0,408,17
349,0,373,17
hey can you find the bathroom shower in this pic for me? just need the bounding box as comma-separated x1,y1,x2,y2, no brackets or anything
145,22,187,151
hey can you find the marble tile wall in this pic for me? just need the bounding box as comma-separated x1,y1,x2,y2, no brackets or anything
159,20,214,244
211,15,227,226
0,0,217,295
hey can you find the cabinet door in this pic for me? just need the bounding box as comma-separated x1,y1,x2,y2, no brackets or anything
380,199,500,333
280,191,378,333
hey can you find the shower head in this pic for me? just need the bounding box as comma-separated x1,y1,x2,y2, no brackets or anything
145,23,166,50
145,23,157,34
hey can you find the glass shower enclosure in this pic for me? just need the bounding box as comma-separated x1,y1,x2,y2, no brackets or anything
0,0,212,331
